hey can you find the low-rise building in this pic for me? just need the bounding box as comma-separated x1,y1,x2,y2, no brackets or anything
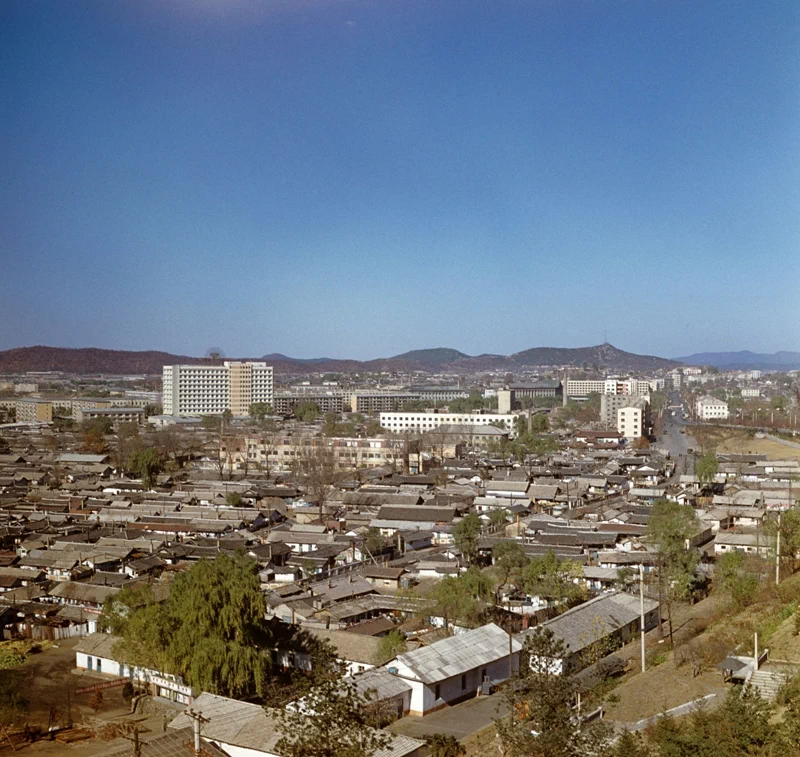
75,407,144,427
695,396,729,421
391,623,522,715
380,411,517,436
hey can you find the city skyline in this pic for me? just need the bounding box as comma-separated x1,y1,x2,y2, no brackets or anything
3,0,799,359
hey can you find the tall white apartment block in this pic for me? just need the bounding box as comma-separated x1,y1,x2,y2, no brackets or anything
617,405,644,439
565,377,652,397
162,362,273,416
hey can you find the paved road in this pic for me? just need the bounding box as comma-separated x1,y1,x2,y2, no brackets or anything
388,690,508,741
657,392,696,478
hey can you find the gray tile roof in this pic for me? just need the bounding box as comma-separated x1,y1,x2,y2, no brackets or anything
530,591,659,655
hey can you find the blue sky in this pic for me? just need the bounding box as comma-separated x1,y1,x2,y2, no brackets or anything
2,0,799,360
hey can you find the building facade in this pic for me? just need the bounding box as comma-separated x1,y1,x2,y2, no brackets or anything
695,396,729,420
380,411,518,436
162,362,273,416
601,392,650,427
221,435,407,472
564,378,651,398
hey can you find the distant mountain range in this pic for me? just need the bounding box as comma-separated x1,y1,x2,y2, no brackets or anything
675,350,800,371
0,343,679,376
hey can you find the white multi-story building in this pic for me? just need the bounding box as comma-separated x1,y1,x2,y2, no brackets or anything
741,388,761,399
380,411,518,437
695,395,729,420
564,377,651,397
617,405,645,439
162,362,273,417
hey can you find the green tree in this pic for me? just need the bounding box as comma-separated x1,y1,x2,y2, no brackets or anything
128,447,163,488
111,554,275,698
453,513,482,563
225,491,242,506
489,508,509,528
425,574,485,631
521,552,585,607
530,413,550,433
376,629,407,663
647,500,699,648
716,550,759,608
496,628,611,757
276,676,392,757
492,540,529,589
364,527,385,555
221,409,233,425
695,452,719,488
249,402,273,421
294,402,321,422
424,734,466,757
143,403,163,417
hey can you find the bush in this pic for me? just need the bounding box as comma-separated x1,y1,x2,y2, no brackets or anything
0,649,26,669
424,734,466,757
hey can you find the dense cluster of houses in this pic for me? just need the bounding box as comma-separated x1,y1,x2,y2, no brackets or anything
1,416,797,753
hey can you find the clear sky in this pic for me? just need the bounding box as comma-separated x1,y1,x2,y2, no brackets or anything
2,0,799,360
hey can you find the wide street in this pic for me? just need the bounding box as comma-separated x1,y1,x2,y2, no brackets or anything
657,391,696,477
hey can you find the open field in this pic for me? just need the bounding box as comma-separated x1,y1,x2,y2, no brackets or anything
705,429,800,462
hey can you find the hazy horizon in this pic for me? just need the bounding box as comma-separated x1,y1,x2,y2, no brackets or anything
3,1,799,359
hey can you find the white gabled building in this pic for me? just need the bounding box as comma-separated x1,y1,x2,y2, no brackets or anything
695,395,729,420
390,623,521,716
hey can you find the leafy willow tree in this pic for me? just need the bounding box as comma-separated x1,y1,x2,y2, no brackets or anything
695,452,719,488
109,553,275,698
276,677,391,757
453,512,482,563
128,446,163,488
496,628,611,757
647,500,699,648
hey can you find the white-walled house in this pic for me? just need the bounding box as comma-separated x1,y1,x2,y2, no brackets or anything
168,692,424,757
75,633,194,704
390,623,521,716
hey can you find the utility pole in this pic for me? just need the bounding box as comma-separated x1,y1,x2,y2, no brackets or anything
185,709,210,756
639,563,646,674
776,511,782,586
121,726,142,757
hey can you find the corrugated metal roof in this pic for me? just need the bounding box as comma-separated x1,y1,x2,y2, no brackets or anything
396,623,521,684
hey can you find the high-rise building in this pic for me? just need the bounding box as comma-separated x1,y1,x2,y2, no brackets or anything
162,362,273,416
